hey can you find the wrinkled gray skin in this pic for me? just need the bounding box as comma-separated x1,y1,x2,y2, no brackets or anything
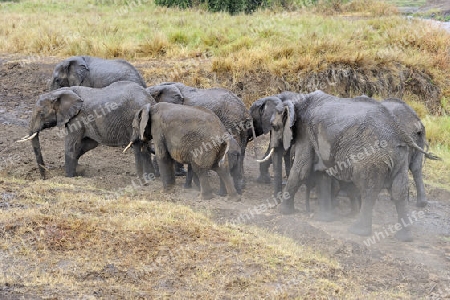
50,56,146,90
269,91,439,241
184,137,241,196
130,102,240,201
146,82,253,193
249,92,300,197
382,98,428,207
26,81,155,179
318,97,428,213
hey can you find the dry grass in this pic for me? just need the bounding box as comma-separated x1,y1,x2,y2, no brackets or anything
0,176,410,298
1,0,450,112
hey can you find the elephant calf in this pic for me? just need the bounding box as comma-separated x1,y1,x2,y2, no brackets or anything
128,102,240,201
18,81,156,180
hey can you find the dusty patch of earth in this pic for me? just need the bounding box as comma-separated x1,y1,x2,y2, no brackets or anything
0,55,450,298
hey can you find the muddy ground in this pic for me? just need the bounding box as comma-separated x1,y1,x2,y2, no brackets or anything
0,56,449,298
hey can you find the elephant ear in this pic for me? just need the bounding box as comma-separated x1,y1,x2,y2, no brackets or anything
136,103,151,140
282,105,293,151
53,90,83,127
67,57,89,86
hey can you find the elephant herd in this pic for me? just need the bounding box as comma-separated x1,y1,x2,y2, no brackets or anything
18,55,440,242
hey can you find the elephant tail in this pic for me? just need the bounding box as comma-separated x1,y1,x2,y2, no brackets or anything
218,140,230,168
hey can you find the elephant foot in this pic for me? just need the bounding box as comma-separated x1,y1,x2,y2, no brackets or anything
416,200,428,208
227,194,241,202
201,192,214,200
217,189,227,197
344,209,359,218
394,228,413,242
315,211,335,222
279,201,295,215
256,174,271,184
183,183,192,189
348,220,372,237
163,185,176,194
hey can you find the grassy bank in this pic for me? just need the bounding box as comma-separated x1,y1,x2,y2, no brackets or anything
0,0,449,188
1,0,449,109
0,176,410,298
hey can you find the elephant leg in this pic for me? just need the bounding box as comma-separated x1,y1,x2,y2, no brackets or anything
316,173,334,222
411,155,427,207
184,164,199,190
137,143,156,182
218,178,227,197
391,171,414,242
65,134,83,177
142,153,156,182
152,156,160,177
232,166,243,195
281,144,313,215
157,153,175,193
184,164,193,189
257,145,272,184
348,190,377,236
305,180,312,213
193,172,200,189
194,167,214,200
272,146,284,198
133,143,144,179
349,188,361,216
284,149,291,177
215,165,240,202
238,144,246,189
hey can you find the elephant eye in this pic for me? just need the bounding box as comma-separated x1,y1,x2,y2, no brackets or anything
417,131,422,136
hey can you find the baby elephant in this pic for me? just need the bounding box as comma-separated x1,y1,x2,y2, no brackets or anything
128,102,240,201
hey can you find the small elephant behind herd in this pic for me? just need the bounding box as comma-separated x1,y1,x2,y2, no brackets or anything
17,55,441,243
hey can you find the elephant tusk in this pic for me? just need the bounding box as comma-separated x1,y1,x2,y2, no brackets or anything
123,142,133,153
256,148,274,163
16,132,37,143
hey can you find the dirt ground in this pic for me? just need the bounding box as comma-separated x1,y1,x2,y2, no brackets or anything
0,56,449,299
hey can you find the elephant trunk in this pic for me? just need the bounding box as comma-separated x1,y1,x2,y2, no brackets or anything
31,133,46,179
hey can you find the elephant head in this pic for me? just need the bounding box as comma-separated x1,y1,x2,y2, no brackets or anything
126,103,152,149
249,96,295,151
50,56,89,90
146,84,184,104
17,89,83,179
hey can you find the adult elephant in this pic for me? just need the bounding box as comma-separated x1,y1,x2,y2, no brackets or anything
146,82,254,193
17,81,155,180
381,98,429,207
50,56,147,90
249,92,303,197
127,102,240,201
326,97,429,211
262,90,439,241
